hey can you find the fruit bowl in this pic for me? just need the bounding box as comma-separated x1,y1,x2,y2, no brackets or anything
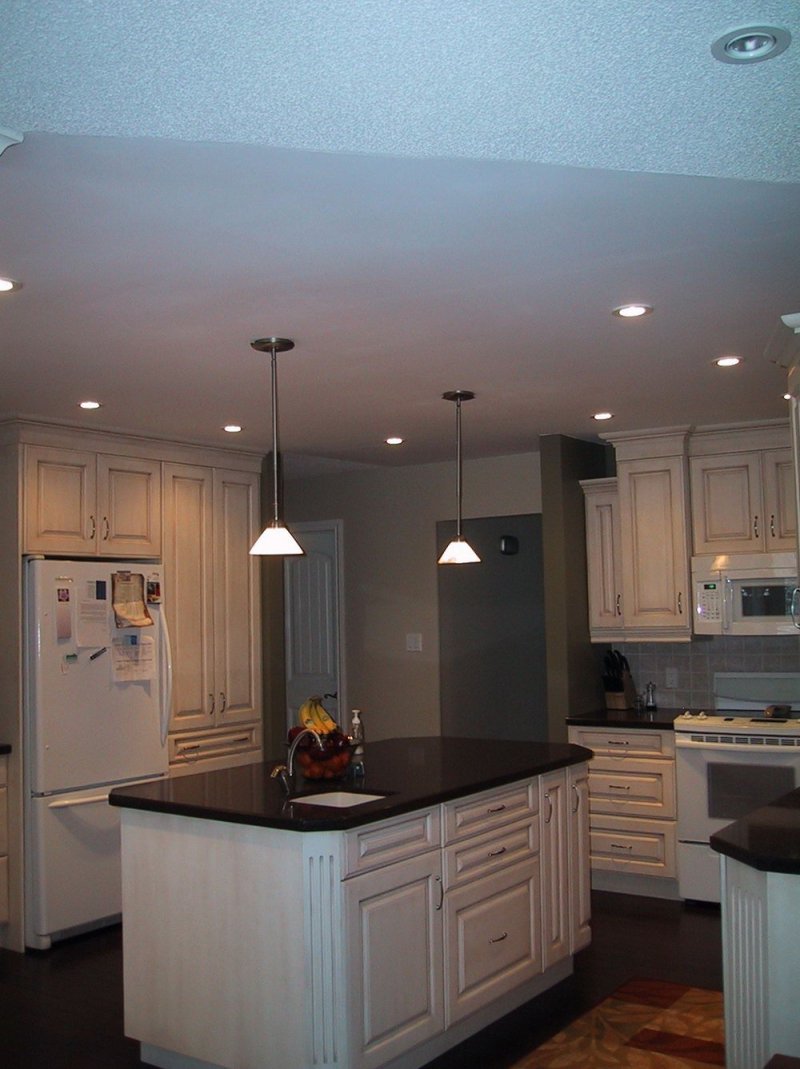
289,728,352,780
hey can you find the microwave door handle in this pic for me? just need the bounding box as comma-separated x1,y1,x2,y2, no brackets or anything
722,576,733,632
791,586,800,631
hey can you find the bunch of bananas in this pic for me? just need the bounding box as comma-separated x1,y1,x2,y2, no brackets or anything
298,695,340,735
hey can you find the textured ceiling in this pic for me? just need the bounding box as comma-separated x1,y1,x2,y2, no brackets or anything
1,2,799,473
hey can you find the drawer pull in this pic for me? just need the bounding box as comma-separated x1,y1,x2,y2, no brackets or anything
487,804,507,814
489,931,508,944
608,784,631,791
488,846,507,857
607,739,629,747
610,842,633,851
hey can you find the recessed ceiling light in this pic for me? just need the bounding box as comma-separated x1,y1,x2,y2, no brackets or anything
612,304,653,319
223,424,243,433
784,393,792,401
711,25,791,64
385,436,404,446
0,276,21,292
714,355,741,368
79,400,102,410
592,411,614,421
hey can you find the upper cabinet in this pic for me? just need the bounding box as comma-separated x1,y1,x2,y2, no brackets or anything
24,445,161,557
580,477,624,641
689,441,795,555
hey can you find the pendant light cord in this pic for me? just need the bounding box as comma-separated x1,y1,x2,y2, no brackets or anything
270,346,280,525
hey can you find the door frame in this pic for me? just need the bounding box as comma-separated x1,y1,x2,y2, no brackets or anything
283,519,347,732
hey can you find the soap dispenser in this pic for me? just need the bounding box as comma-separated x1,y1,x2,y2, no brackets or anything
350,708,365,776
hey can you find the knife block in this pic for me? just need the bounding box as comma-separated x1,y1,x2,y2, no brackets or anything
604,672,637,711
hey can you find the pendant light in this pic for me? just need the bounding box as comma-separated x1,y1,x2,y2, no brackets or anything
249,337,304,556
438,390,480,565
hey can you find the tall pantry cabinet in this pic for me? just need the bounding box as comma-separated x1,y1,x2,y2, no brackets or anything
0,420,265,951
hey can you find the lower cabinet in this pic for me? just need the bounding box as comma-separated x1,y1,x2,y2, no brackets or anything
0,755,8,925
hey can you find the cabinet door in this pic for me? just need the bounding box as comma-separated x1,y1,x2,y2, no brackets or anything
212,469,261,726
690,452,763,554
762,447,797,550
24,445,96,554
582,480,624,639
345,851,444,1069
163,464,215,732
617,456,690,636
540,770,569,969
97,454,161,557
568,765,592,953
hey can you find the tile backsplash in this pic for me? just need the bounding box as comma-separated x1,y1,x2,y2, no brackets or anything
606,635,800,711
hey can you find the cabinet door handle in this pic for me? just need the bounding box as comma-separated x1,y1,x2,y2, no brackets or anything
753,514,759,538
102,516,110,541
487,804,507,813
489,931,508,944
208,693,215,716
435,876,443,911
544,793,553,824
770,514,776,537
677,591,683,614
88,514,96,540
219,691,227,714
488,846,507,857
615,593,622,616
571,782,580,813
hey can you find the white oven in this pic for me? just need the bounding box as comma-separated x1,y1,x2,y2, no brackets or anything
675,672,800,902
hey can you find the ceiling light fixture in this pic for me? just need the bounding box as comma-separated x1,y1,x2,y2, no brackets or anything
711,25,791,64
79,400,102,410
612,304,653,319
223,424,243,434
386,436,404,446
0,276,22,293
715,355,741,368
593,411,614,421
438,390,480,565
248,337,303,556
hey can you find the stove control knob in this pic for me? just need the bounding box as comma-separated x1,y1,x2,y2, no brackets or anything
681,710,693,718
697,711,707,719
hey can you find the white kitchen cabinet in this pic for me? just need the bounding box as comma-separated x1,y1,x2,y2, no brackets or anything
690,447,795,555
540,769,570,968
24,444,161,557
568,725,678,896
345,849,445,1069
568,764,592,953
580,477,624,642
0,755,8,925
163,463,262,771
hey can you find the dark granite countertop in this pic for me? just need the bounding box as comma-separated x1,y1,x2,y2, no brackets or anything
109,736,592,832
0,743,10,755
711,787,800,875
566,708,685,731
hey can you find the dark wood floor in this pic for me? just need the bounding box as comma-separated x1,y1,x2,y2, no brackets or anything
0,890,721,1069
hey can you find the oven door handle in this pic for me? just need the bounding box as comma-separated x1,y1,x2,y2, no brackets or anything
675,736,798,753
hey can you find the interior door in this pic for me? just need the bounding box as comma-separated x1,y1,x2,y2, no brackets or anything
283,520,345,732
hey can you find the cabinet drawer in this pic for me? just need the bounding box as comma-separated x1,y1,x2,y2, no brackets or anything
168,723,262,768
344,808,441,877
589,814,677,877
444,857,542,1025
443,781,537,845
588,758,676,819
570,727,675,760
0,785,7,854
443,818,538,889
0,855,7,924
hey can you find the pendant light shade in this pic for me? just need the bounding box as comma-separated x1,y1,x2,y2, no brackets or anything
438,390,480,565
249,337,304,556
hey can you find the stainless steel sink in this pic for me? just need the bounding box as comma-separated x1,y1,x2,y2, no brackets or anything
292,791,386,808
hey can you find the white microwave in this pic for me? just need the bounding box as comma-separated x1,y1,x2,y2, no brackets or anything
692,552,800,635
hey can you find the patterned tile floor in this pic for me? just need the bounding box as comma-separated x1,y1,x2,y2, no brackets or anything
512,979,724,1068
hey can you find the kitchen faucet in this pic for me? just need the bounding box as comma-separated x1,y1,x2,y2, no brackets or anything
271,727,325,794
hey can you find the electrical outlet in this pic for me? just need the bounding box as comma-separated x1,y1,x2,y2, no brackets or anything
406,632,423,652
665,667,679,689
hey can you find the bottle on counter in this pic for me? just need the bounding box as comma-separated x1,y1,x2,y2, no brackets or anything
350,708,365,776
645,682,657,711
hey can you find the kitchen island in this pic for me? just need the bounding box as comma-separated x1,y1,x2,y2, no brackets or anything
711,787,800,1069
110,736,591,1069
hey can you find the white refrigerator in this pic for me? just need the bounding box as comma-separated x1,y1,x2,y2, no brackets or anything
24,557,171,948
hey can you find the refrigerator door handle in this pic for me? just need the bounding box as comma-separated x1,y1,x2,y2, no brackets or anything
48,793,110,809
159,610,174,748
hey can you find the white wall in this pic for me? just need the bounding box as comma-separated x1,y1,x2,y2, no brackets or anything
285,453,541,740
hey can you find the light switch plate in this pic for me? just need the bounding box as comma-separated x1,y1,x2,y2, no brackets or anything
406,632,422,652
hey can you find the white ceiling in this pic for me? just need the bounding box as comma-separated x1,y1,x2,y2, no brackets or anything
1,1,799,474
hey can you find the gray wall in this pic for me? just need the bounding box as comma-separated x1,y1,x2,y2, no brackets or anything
282,453,542,741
